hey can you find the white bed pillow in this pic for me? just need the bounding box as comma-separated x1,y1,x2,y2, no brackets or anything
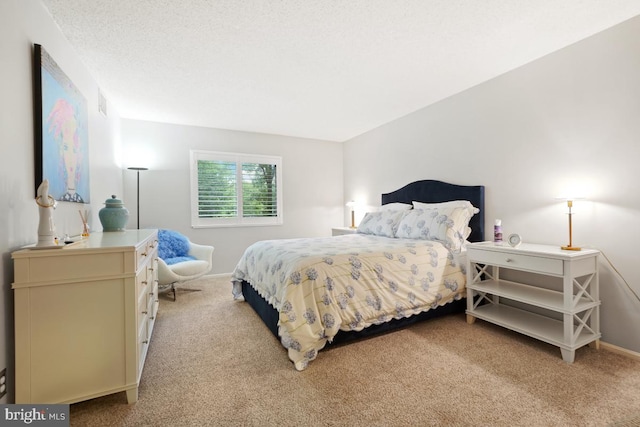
379,202,413,211
357,209,405,237
396,207,475,252
411,200,478,240
412,200,479,214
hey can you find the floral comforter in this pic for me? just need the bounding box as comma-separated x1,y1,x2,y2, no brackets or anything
231,234,467,370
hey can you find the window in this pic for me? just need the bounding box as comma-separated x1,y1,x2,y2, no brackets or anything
190,150,283,227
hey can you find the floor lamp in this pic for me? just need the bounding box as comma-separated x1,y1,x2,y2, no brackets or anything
128,167,148,229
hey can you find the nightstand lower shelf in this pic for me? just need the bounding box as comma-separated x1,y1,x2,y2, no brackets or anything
467,304,600,362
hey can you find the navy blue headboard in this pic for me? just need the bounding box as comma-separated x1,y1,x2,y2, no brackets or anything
381,180,485,242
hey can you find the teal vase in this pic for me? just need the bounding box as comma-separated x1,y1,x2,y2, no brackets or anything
99,195,129,232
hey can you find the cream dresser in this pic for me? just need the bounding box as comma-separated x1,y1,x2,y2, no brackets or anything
12,229,159,404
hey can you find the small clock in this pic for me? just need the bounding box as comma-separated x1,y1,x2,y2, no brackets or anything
508,233,522,248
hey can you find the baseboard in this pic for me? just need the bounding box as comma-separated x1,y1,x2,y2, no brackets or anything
601,341,640,361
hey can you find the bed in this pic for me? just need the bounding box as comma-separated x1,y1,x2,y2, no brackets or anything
231,179,485,370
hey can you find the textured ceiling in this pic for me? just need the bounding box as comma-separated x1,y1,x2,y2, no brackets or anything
41,0,640,142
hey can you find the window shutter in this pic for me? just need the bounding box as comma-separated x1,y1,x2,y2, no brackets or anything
197,160,237,218
190,150,282,227
242,163,277,217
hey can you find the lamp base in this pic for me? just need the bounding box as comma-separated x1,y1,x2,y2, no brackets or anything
561,245,581,251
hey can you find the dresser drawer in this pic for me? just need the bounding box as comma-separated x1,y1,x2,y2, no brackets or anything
135,241,154,271
147,302,157,333
136,269,149,299
137,316,149,372
137,295,148,325
148,237,159,255
468,248,563,275
146,285,154,316
150,280,159,318
146,261,156,288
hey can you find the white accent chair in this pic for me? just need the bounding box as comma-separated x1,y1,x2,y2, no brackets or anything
157,230,214,300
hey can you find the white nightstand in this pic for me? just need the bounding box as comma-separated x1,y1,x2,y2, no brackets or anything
466,242,600,363
332,227,357,236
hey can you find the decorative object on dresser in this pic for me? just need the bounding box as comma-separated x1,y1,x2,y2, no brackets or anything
157,229,214,300
35,179,57,247
98,195,129,231
232,179,485,370
466,241,600,363
78,208,90,237
12,229,159,404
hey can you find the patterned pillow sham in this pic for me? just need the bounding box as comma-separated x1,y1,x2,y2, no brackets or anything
411,200,479,240
396,207,475,252
357,209,405,237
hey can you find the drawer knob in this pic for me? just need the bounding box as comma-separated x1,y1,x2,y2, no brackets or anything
141,252,147,257
506,258,514,263
142,340,149,345
141,281,148,285
142,310,148,315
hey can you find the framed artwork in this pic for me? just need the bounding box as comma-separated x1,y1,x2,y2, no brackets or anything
33,44,90,203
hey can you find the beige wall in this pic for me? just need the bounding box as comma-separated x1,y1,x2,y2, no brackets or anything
343,16,640,352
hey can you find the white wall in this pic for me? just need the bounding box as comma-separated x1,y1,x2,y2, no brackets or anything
0,0,122,402
120,119,344,274
344,16,640,352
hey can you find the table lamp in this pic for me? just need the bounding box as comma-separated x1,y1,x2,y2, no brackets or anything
346,201,356,228
559,197,584,251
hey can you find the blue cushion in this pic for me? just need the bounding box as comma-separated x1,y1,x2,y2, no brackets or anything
163,255,197,266
158,229,191,260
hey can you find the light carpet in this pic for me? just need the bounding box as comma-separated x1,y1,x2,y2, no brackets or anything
69,275,640,426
